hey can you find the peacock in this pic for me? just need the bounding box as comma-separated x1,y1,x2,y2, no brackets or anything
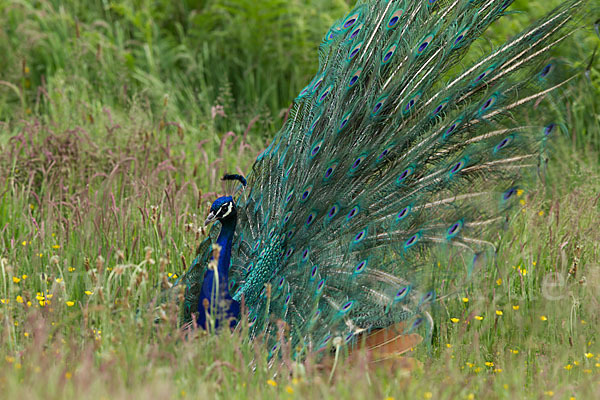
175,0,584,359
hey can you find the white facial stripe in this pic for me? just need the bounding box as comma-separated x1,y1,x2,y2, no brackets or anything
220,202,233,219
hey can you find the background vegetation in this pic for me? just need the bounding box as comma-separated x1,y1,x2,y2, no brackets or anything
0,0,599,398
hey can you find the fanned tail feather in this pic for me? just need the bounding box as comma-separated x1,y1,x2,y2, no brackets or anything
184,0,587,358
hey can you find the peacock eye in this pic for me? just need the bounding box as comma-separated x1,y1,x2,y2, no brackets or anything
502,187,517,201
544,123,556,136
344,18,357,29
349,25,362,39
540,63,553,78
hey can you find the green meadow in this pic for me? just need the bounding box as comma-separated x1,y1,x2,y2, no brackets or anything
0,0,599,398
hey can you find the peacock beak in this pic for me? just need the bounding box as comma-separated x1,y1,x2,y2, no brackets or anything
204,211,217,226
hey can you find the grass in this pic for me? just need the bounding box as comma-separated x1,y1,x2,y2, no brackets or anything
0,0,599,398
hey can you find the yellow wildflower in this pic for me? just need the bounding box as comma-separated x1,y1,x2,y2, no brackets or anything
564,364,572,370
485,362,494,367
24,332,29,337
65,372,72,380
84,290,93,296
474,315,483,321
532,261,537,266
544,391,554,397
0,298,8,304
5,356,15,363
466,362,474,368
585,353,594,358
12,276,21,283
540,315,547,321
494,368,502,373
16,296,23,304
56,278,63,283
26,301,31,307
450,318,460,323
496,278,502,286
424,393,433,399
21,241,27,246
52,245,60,249
22,275,27,280
512,305,519,311
538,210,544,216
462,297,469,303
496,310,503,316
510,349,519,355
66,301,75,307
517,189,524,196
286,386,294,394
266,379,277,387
446,343,452,348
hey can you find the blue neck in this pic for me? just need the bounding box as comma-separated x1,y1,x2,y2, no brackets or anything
197,217,240,329
215,218,236,287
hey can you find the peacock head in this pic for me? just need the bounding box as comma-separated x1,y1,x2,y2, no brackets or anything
204,174,247,226
205,196,236,226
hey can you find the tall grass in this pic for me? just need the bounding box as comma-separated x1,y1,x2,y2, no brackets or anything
0,0,352,135
0,0,599,398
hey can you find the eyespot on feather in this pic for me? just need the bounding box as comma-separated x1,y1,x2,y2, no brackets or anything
415,33,435,56
341,10,361,31
386,9,404,29
372,94,388,116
